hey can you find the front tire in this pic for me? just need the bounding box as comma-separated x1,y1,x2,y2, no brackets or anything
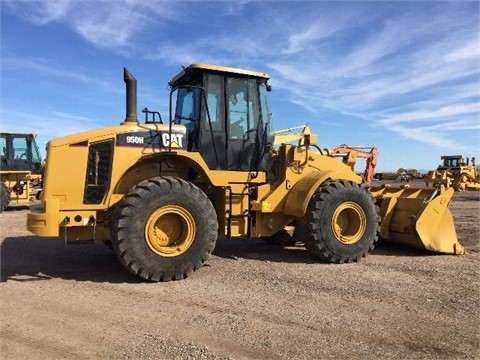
111,177,218,282
303,180,379,263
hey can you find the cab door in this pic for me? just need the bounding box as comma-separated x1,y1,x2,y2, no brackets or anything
199,74,268,171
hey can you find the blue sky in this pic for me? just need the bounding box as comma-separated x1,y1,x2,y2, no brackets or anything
1,0,479,172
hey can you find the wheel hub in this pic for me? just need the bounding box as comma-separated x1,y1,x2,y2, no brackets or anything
331,201,367,244
145,205,196,257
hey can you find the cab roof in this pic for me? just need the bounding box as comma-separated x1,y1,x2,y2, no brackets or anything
0,132,37,137
169,64,270,88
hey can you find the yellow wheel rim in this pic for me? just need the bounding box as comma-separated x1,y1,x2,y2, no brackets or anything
331,202,367,245
145,205,196,257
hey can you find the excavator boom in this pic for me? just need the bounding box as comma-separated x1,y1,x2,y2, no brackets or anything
326,145,378,185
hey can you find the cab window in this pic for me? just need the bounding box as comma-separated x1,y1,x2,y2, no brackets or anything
174,87,195,125
203,74,224,132
13,136,28,159
227,78,260,140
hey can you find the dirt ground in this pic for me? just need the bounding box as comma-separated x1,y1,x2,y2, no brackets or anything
1,182,479,360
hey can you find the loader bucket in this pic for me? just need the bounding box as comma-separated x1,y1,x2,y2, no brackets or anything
369,185,466,255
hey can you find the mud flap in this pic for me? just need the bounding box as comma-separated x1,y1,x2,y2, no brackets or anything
370,185,466,255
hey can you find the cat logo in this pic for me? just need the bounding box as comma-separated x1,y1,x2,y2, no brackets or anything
162,133,184,148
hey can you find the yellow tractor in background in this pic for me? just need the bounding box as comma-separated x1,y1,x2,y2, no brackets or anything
1,132,43,211
27,64,465,282
426,155,480,191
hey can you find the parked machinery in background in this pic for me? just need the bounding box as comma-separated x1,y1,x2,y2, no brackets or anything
426,155,480,191
0,133,43,211
374,168,424,182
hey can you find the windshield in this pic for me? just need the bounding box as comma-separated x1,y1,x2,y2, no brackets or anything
173,87,196,125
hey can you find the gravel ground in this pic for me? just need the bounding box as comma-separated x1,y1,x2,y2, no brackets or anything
1,184,479,360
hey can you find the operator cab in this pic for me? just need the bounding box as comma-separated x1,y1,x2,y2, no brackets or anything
169,64,273,171
440,155,469,169
0,133,42,174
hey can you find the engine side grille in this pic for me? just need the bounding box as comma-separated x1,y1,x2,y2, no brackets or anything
83,140,113,204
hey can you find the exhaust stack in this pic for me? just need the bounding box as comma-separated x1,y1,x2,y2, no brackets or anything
124,67,138,123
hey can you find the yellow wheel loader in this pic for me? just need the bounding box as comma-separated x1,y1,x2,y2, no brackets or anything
27,65,465,282
1,133,43,211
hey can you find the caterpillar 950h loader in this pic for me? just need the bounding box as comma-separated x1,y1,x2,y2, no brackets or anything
27,65,465,282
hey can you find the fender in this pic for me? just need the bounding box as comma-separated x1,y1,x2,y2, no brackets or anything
283,169,361,217
108,152,210,208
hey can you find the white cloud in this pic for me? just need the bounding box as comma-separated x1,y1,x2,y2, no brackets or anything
1,57,94,82
378,104,479,124
1,56,124,96
445,40,480,62
20,0,72,25
420,118,480,132
5,0,178,50
260,4,479,153
282,22,341,56
75,15,134,49
387,125,462,149
0,108,101,155
148,43,217,67
51,111,92,121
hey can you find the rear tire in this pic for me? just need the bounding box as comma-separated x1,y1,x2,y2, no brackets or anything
111,177,218,282
303,180,378,263
0,182,10,212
